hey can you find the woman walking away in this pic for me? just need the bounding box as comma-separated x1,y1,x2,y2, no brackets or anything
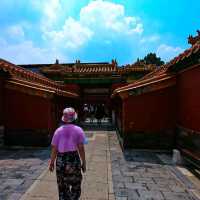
49,107,86,200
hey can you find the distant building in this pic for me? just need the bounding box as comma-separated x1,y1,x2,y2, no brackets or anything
0,59,78,146
19,59,156,117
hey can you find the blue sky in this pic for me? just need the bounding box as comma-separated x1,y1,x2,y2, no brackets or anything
0,0,199,65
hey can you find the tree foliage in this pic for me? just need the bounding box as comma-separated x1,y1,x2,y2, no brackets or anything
137,53,164,66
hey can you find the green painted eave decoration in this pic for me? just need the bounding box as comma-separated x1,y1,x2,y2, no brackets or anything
64,78,122,84
128,88,144,96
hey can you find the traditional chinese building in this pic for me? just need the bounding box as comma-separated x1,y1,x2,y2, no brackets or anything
112,31,200,166
0,59,79,146
19,59,156,120
1,30,199,167
0,58,155,146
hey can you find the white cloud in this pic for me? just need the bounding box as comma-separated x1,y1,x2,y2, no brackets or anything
31,0,62,30
42,0,61,29
80,0,143,35
0,38,65,64
44,0,61,21
42,0,144,49
6,25,25,39
156,44,183,62
44,17,93,49
140,35,160,43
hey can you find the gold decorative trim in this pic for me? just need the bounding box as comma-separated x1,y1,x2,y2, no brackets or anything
113,76,176,100
8,78,78,98
5,80,55,99
119,92,129,100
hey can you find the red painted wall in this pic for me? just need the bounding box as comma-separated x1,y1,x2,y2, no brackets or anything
177,66,200,131
113,97,123,133
0,77,3,124
111,83,128,92
4,89,53,129
64,84,80,93
123,86,176,133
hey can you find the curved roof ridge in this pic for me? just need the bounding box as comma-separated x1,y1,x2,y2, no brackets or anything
0,59,78,98
112,36,200,97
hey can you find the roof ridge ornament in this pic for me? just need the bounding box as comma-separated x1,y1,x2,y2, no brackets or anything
111,59,117,67
75,59,80,64
55,59,59,64
188,30,200,46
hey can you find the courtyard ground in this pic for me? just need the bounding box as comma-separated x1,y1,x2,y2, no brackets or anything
0,131,200,200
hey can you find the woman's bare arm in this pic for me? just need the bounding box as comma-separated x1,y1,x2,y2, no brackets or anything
49,145,57,172
77,144,86,173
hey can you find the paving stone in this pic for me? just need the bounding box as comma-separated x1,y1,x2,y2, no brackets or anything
124,182,147,190
133,177,155,184
137,189,164,200
127,189,140,199
123,171,142,177
4,178,24,186
108,132,199,200
0,148,49,199
15,179,34,192
109,194,115,200
116,197,127,200
1,131,199,200
115,188,128,197
109,180,114,194
168,185,187,193
153,177,179,185
113,182,125,189
146,183,171,192
0,193,9,200
7,192,22,200
162,191,196,200
85,174,108,184
112,175,126,183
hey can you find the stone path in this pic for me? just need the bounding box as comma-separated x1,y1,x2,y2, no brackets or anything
0,148,49,200
0,131,200,200
20,131,114,200
109,132,200,200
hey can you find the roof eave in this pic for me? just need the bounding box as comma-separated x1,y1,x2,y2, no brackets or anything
112,75,176,99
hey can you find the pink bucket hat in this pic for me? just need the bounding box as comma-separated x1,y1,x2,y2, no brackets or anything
61,107,78,123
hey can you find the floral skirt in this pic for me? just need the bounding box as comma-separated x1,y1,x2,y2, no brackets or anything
56,151,82,200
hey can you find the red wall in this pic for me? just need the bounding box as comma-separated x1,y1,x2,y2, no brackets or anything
111,83,129,92
123,86,176,133
64,84,80,93
177,66,200,131
0,77,3,124
113,97,123,133
5,89,53,129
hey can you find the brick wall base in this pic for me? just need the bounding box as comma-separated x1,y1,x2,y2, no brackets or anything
123,130,175,150
176,126,200,166
4,129,51,146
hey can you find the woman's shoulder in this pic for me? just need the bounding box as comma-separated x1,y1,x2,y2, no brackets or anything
72,124,83,131
69,124,84,135
54,126,64,134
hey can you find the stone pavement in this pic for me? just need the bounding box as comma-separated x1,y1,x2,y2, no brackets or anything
0,148,49,200
0,131,200,200
109,132,200,200
20,131,114,200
